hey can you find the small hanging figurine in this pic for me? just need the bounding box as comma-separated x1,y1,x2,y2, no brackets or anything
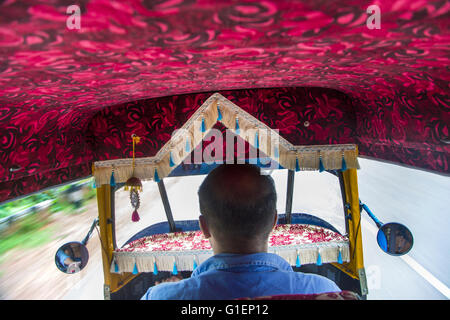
124,134,143,222
127,177,142,222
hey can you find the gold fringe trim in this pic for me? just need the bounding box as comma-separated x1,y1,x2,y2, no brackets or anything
94,93,360,186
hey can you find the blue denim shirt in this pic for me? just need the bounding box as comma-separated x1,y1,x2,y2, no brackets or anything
141,253,340,300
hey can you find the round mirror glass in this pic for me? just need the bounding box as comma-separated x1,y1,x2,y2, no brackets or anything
377,222,413,256
55,241,89,274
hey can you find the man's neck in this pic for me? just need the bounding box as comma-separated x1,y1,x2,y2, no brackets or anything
212,241,269,255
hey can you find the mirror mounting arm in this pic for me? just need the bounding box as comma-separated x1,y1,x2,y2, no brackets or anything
359,201,383,229
55,218,99,274
81,218,99,246
359,199,414,256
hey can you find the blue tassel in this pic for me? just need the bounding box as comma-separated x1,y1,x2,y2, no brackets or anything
185,137,191,153
110,171,116,187
193,259,198,270
254,131,259,149
132,263,138,274
319,157,325,172
169,152,175,167
172,261,178,275
274,146,279,159
316,252,322,266
201,117,206,133
341,156,347,171
338,250,343,264
296,255,301,268
114,261,119,273
92,179,96,189
295,158,300,172
235,118,240,134
153,262,158,275
154,168,160,183
217,105,223,121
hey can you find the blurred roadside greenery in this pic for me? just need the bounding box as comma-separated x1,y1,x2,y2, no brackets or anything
0,178,96,257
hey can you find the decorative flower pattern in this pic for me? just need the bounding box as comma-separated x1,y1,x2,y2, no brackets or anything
116,224,348,253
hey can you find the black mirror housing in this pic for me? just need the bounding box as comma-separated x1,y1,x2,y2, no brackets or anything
55,241,89,274
377,222,414,256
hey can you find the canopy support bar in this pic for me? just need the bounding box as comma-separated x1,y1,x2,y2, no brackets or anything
285,170,295,224
157,180,176,232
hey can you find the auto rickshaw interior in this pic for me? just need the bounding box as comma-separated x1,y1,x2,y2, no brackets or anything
105,157,364,300
0,0,444,301
52,93,415,301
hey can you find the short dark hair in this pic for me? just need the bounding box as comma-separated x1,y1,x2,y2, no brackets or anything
198,164,277,242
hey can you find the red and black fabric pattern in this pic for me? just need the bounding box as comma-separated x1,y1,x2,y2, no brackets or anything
0,0,449,202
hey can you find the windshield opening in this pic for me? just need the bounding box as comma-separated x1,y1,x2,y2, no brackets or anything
291,170,346,234
113,168,346,247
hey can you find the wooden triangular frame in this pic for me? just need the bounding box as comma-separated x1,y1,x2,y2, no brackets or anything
93,93,359,186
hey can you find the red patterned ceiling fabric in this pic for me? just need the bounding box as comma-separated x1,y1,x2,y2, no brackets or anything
0,0,449,202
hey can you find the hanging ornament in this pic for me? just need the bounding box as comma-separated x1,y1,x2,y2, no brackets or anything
125,177,142,192
172,261,178,275
154,167,161,183
169,151,176,167
201,116,206,133
125,134,143,222
338,247,343,264
153,261,158,275
296,253,301,268
318,153,325,172
341,151,347,171
110,168,116,187
129,183,141,222
316,250,322,266
217,104,223,121
193,258,198,270
132,262,139,275
235,116,240,135
254,130,259,149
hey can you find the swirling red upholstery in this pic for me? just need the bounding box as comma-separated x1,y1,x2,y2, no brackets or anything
0,1,448,202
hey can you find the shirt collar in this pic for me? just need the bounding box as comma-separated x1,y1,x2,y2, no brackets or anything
192,252,293,277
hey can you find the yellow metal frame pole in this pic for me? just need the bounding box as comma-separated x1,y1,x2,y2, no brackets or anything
96,184,139,298
332,168,368,295
96,185,114,298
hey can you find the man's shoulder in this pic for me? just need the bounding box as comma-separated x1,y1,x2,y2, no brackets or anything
144,278,197,300
290,271,341,293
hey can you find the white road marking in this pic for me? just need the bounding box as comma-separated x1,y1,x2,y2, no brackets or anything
398,255,450,299
362,217,450,299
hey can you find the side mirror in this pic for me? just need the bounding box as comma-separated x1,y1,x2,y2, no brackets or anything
55,241,89,274
55,218,98,274
377,222,413,256
360,202,414,256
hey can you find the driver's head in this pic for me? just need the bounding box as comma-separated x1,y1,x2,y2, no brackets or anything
198,164,277,249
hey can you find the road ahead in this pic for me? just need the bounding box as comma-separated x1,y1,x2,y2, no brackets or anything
64,158,450,300
357,158,450,299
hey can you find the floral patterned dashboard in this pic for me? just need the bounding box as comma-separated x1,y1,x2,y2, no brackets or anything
111,223,349,274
